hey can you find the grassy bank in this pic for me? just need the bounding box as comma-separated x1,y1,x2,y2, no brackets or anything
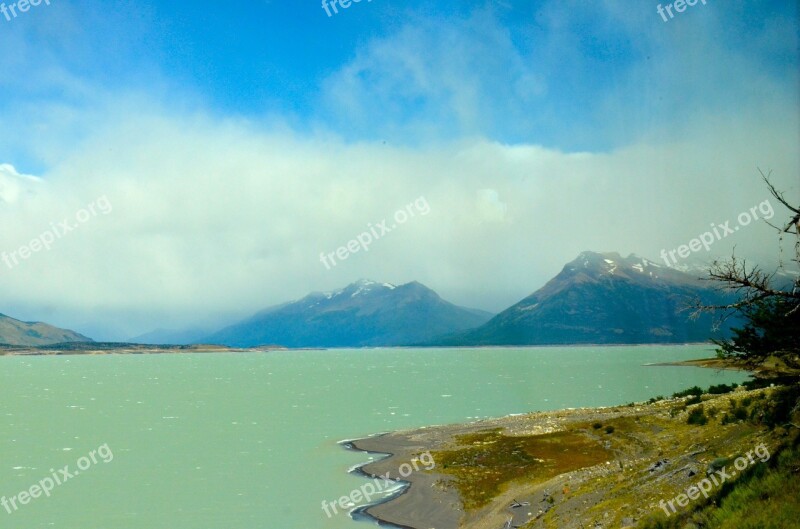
640,438,800,529
426,380,800,529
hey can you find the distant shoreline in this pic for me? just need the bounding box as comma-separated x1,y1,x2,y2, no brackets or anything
0,343,290,356
0,341,717,357
645,357,749,371
652,356,799,378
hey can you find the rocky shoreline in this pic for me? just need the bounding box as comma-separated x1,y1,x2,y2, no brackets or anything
345,384,782,529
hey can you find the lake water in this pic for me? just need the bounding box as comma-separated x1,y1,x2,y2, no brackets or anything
0,346,748,529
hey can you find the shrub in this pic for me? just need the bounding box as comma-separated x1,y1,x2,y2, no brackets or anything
733,406,749,421
749,385,800,429
592,422,603,430
742,376,798,390
687,406,708,426
708,457,730,473
605,425,615,434
673,386,704,399
721,402,748,425
670,404,686,417
686,395,703,405
707,383,736,395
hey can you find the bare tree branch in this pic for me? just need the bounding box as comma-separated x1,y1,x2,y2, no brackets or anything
691,173,800,322
759,168,800,233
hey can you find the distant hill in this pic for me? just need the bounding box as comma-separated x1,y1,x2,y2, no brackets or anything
204,279,494,348
129,327,212,346
0,313,93,346
435,251,738,346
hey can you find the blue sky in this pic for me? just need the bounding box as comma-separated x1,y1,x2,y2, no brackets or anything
0,0,798,339
3,0,795,162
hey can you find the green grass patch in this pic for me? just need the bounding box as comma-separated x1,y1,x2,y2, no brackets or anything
433,429,611,510
699,442,800,528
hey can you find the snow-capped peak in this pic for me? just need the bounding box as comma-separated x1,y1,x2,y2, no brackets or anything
348,279,396,298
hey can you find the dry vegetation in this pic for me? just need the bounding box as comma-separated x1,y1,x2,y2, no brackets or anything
425,383,799,529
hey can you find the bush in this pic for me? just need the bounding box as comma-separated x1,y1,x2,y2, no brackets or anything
742,376,799,391
707,383,736,395
670,404,686,418
721,397,752,424
749,385,800,429
686,395,703,405
709,457,730,471
687,406,708,426
673,386,704,399
605,425,615,434
720,387,800,428
592,422,603,430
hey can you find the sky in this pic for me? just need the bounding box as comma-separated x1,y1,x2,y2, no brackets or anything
0,0,798,340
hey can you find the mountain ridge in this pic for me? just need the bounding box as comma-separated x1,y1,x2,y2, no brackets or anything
433,251,738,346
0,313,93,346
204,279,494,348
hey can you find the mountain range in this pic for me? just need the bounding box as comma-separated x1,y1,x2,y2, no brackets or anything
0,313,92,346
2,251,748,348
205,279,494,347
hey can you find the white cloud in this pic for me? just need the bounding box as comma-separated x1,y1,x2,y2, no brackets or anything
0,164,41,204
476,189,509,223
0,101,796,339
0,1,797,340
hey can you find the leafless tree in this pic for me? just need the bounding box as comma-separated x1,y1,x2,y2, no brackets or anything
695,169,799,321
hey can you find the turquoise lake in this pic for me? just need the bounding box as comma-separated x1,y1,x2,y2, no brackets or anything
0,346,749,529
